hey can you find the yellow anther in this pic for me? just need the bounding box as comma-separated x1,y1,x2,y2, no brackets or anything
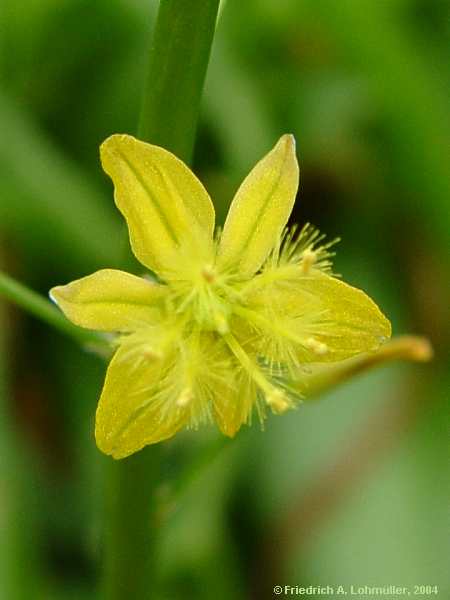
201,265,216,283
176,387,193,408
304,337,328,355
266,389,289,414
300,248,317,274
142,346,162,360
214,312,229,335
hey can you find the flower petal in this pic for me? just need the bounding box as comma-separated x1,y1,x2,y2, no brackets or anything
213,372,255,437
95,345,188,459
50,269,166,332
244,272,391,362
100,134,215,277
217,134,299,277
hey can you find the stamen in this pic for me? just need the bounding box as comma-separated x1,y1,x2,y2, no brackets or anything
142,345,163,360
176,387,193,407
224,333,287,413
304,337,328,355
266,389,289,414
260,223,338,276
300,248,317,274
202,265,216,283
214,311,229,335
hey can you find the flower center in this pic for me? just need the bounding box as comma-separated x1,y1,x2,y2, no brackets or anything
191,265,233,334
167,263,237,336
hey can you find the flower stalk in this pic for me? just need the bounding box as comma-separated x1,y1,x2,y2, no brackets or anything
139,0,221,163
295,335,433,398
101,1,220,599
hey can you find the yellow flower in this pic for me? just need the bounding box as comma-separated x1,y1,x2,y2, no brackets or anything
50,134,391,459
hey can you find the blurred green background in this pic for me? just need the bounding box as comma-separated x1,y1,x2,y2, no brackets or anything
0,1,449,598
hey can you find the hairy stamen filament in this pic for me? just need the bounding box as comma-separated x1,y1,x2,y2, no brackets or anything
223,333,288,411
234,304,324,354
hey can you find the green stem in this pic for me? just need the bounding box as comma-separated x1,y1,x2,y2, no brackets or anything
101,448,163,600
0,270,102,348
101,2,220,599
139,0,220,163
295,336,433,398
